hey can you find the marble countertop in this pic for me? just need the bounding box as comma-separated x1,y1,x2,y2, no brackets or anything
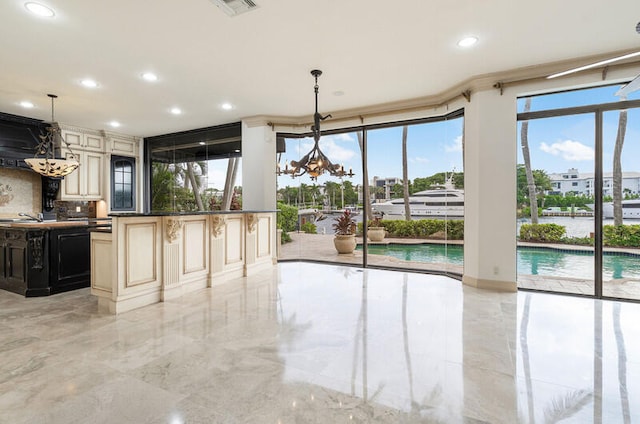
0,218,111,229
109,210,277,218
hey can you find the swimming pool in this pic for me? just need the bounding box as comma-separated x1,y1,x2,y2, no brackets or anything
362,244,640,280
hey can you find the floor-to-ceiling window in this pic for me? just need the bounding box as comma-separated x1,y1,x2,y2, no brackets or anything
516,85,640,300
144,123,242,213
364,113,464,276
276,110,464,276
276,130,363,266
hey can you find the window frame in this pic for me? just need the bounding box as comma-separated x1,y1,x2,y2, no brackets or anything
111,155,136,211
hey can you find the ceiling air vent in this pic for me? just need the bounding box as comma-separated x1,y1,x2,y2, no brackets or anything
209,0,258,17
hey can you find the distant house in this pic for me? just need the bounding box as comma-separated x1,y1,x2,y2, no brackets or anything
371,176,401,201
547,168,640,197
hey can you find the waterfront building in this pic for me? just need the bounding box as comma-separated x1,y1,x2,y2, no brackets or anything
548,168,640,197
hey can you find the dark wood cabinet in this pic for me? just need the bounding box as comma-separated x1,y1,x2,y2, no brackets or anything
0,226,88,296
49,227,90,293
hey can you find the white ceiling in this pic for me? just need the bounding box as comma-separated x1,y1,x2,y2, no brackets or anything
1,0,639,137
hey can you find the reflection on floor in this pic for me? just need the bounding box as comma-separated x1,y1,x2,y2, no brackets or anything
0,263,638,423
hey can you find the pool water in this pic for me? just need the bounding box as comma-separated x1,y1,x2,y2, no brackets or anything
362,244,640,280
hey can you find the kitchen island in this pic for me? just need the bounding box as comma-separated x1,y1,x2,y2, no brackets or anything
0,220,98,296
91,211,277,314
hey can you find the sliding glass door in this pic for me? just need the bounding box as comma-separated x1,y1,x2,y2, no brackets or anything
364,115,464,277
517,85,640,300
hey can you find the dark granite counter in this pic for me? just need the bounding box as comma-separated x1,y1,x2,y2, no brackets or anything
109,210,277,218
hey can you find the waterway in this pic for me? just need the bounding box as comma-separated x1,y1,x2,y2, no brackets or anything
312,213,638,238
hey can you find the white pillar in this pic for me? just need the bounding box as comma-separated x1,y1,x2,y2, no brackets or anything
241,122,276,210
463,89,517,291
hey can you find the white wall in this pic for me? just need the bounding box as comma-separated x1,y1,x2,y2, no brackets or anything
241,122,276,210
462,89,517,291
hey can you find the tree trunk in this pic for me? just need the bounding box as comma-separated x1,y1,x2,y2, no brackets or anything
520,98,538,224
613,109,627,226
402,126,411,221
222,157,239,210
186,162,204,211
358,131,374,221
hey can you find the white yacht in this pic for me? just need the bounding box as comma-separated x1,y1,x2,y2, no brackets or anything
601,199,640,219
371,173,464,218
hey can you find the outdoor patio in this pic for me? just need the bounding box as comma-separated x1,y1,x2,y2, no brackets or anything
279,232,640,300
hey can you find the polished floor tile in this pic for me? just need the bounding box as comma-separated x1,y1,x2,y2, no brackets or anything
0,262,638,423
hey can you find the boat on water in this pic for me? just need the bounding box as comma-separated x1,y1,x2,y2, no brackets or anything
371,173,464,218
600,199,640,219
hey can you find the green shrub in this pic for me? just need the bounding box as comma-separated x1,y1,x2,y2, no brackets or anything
280,230,292,243
519,223,565,242
300,222,317,234
277,202,298,233
369,219,464,240
603,225,640,247
561,236,594,246
446,220,465,240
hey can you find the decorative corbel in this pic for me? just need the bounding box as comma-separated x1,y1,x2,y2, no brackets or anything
602,66,609,81
462,90,471,102
246,213,258,233
493,82,504,95
211,215,226,238
165,218,183,243
28,231,45,270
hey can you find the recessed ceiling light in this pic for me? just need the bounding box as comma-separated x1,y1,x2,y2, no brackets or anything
20,101,34,108
81,79,98,88
170,107,182,115
25,2,55,17
198,141,206,146
221,103,233,111
109,121,121,128
234,149,240,153
333,91,345,96
141,72,158,82
457,36,478,48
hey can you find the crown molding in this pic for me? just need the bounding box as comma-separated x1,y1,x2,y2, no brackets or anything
247,48,640,130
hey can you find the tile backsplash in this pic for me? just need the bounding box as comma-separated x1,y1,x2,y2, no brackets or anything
54,200,96,220
0,168,42,217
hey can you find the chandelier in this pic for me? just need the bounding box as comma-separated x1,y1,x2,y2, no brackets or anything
277,70,354,180
24,94,80,178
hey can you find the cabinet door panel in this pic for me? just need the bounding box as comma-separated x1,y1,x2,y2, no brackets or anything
6,244,26,284
61,130,82,148
63,151,81,197
85,152,103,198
0,244,6,279
84,135,104,151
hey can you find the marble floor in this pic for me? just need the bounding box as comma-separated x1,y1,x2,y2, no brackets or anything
1,263,639,423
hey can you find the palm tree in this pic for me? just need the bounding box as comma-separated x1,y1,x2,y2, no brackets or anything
613,106,628,226
402,125,411,221
358,131,374,220
520,97,539,224
186,162,204,210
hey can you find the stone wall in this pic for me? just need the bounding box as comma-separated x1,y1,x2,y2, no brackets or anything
0,168,41,218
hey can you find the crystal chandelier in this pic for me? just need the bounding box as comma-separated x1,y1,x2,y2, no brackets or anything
25,94,80,178
277,70,354,180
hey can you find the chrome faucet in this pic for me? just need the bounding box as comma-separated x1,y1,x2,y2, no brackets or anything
18,212,44,222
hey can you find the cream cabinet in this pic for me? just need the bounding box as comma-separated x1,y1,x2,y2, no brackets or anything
59,149,104,200
61,129,104,153
109,137,138,156
58,126,106,200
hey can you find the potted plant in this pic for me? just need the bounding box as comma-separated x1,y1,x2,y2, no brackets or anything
367,215,386,242
332,210,357,254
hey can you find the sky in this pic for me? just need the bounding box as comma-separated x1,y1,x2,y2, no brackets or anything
277,117,464,189
517,84,640,175
207,82,640,190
